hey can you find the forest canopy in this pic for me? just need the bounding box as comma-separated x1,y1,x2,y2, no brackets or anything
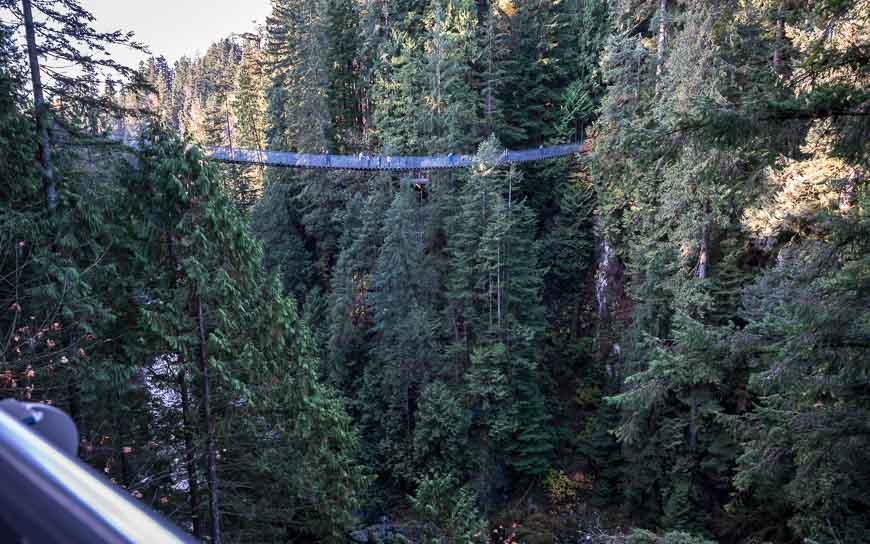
0,0,867,543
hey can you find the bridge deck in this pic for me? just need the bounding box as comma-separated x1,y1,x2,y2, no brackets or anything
205,142,584,171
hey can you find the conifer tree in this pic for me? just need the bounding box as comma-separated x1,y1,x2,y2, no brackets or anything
725,4,870,539
4,0,863,540
421,1,481,152
326,185,392,390
324,0,364,147
412,380,473,475
495,1,567,148
371,29,427,153
475,1,510,137
131,129,365,543
359,186,437,484
259,0,351,295
231,35,268,207
0,11,154,487
7,0,146,209
445,139,554,485
410,471,488,543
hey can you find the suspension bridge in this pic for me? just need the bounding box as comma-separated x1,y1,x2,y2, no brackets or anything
204,141,589,171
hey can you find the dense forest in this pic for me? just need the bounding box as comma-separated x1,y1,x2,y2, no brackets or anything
1,0,868,542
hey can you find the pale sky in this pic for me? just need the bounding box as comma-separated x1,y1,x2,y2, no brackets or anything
80,0,272,68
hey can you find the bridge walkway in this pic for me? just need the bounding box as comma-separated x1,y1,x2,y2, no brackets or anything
204,142,586,171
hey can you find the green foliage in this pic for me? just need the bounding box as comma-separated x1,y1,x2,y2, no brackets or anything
0,30,39,206
0,25,47,399
358,186,437,485
445,138,555,480
592,0,869,540
732,188,870,543
410,472,488,544
129,128,366,542
543,469,590,507
557,0,610,141
1,21,145,469
495,3,571,147
250,181,314,300
412,380,472,476
628,529,716,544
326,186,389,393
7,0,868,542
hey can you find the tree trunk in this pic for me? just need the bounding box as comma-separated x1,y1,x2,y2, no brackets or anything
839,169,859,210
688,391,698,451
120,445,130,488
488,272,494,331
697,231,710,280
224,95,234,150
773,3,785,74
485,16,495,132
168,233,202,539
655,0,669,88
595,238,613,322
21,0,57,211
179,369,202,539
67,377,83,441
496,245,501,331
197,296,221,544
697,201,712,280
690,203,712,450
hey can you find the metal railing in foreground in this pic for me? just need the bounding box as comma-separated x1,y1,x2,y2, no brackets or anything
0,400,195,544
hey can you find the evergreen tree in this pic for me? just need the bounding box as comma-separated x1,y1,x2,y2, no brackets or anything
131,129,365,542
7,0,146,209
371,28,427,154
326,185,391,391
412,380,473,476
4,1,865,541
324,0,364,148
410,471,488,543
447,139,554,487
230,35,268,207
258,0,353,296
495,1,568,148
420,1,481,152
359,186,437,484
